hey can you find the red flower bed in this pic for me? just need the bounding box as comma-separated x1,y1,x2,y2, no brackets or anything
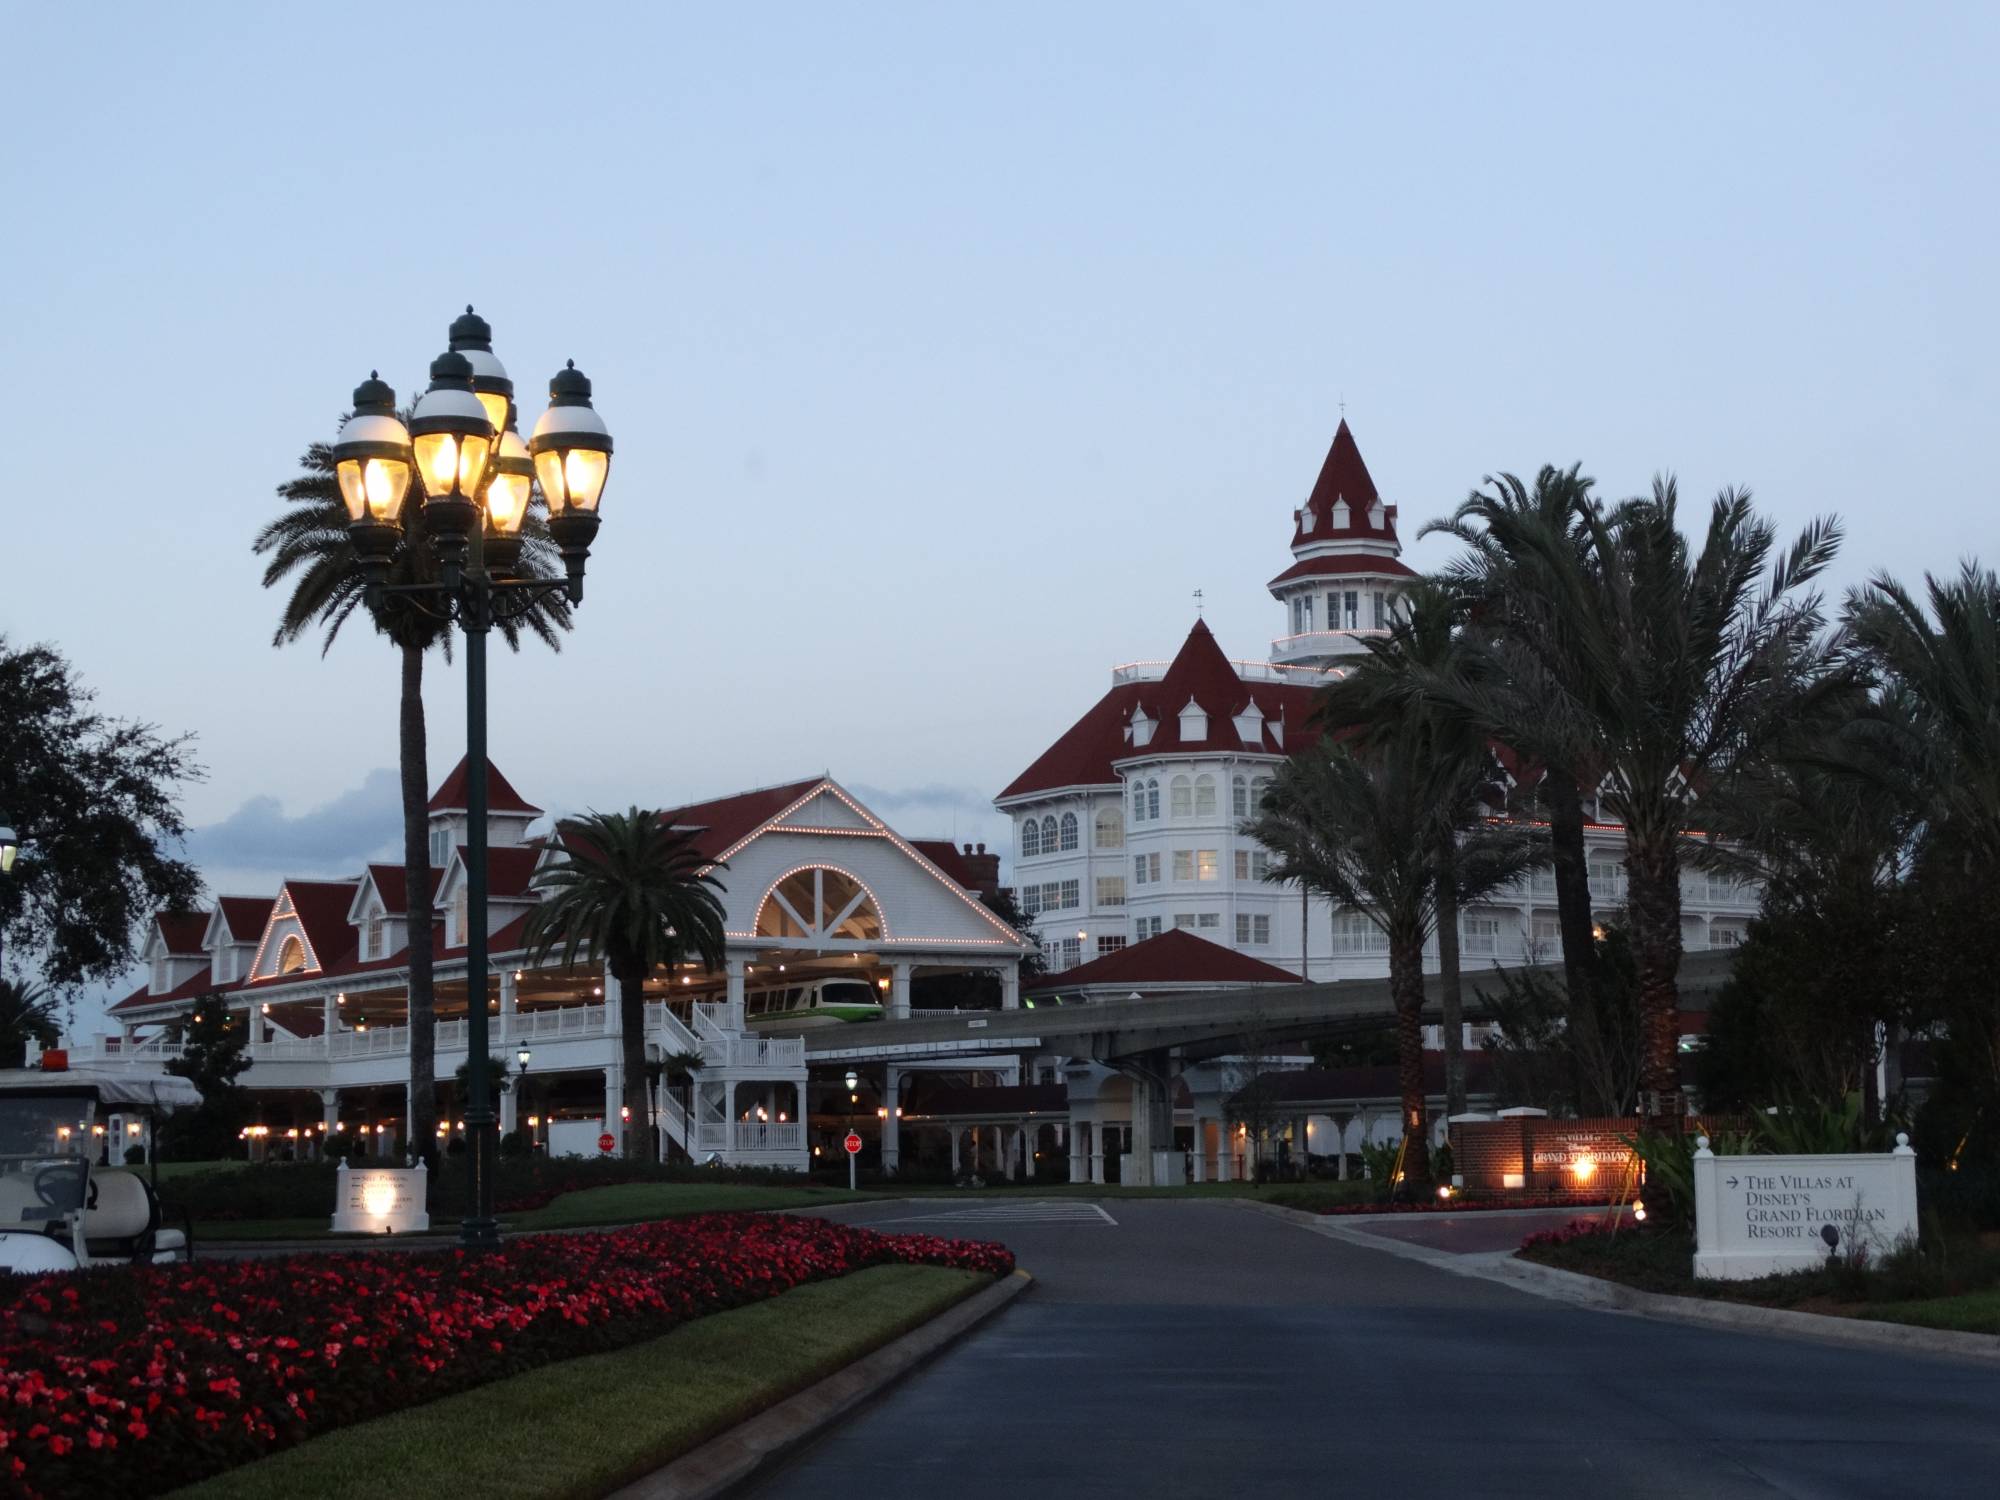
1519,1217,1618,1250
0,1213,1012,1499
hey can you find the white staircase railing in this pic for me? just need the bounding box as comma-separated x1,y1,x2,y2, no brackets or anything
644,1002,704,1056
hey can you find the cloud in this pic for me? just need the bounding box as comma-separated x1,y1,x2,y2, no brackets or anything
187,768,404,880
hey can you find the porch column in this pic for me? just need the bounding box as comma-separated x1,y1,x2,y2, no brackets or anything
1215,1126,1234,1182
1024,1124,1036,1178
889,960,913,1020
949,1128,960,1175
322,995,337,1054
497,967,517,1045
603,1063,624,1155
1000,962,1020,1011
880,1065,902,1173
1068,1118,1087,1182
319,1088,339,1134
725,957,747,1032
1190,1116,1207,1183
499,1078,518,1136
1090,1125,1107,1185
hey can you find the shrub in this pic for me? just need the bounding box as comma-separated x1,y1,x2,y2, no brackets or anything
0,1213,1012,1499
122,1147,145,1167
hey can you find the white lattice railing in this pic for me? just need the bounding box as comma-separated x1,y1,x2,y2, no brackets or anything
694,1121,802,1154
644,1002,703,1055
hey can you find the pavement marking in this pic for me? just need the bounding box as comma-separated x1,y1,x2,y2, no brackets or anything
867,1202,1118,1227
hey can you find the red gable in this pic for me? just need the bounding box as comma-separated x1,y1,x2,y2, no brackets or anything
427,757,543,817
282,880,363,974
154,912,208,956
451,846,540,900
1027,928,1299,992
216,897,274,941
363,863,442,916
657,778,825,863
999,622,1320,800
1291,420,1398,548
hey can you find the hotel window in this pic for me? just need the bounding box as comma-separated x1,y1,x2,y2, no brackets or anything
365,917,385,960
1373,591,1386,628
1096,875,1127,907
1021,819,1041,857
151,956,166,992
1060,879,1080,910
1233,849,1270,881
1040,815,1059,852
1172,850,1194,882
1251,776,1273,810
1334,911,1389,953
1588,858,1623,899
429,828,451,866
1095,806,1124,849
452,889,469,945
1135,916,1162,941
1022,885,1043,916
1196,850,1219,881
1130,783,1145,823
1170,776,1193,818
1197,912,1220,930
1235,913,1271,945
1194,775,1217,816
1343,591,1360,629
1711,922,1746,948
1057,938,1081,969
1134,852,1160,885
1173,913,1197,930
1232,776,1248,818
1097,935,1127,957
1146,779,1161,820
1059,812,1079,851
1531,912,1561,947
1462,914,1501,955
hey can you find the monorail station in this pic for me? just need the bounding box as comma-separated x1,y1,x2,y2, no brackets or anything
76,765,1034,1171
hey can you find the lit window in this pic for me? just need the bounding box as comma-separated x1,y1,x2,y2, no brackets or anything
1096,876,1126,907
1170,777,1192,818
1172,850,1194,882
453,888,469,944
1194,776,1217,817
1022,818,1041,857
1057,937,1081,969
1095,807,1124,849
277,935,308,974
1712,923,1746,948
1196,850,1219,882
365,918,385,960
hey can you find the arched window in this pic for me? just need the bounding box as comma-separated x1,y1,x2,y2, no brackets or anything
277,935,306,975
755,867,884,942
1095,806,1123,849
1130,782,1146,823
1169,775,1192,818
1040,816,1058,853
1193,775,1217,817
1146,779,1160,821
1022,818,1041,857
1232,776,1248,818
1059,812,1079,851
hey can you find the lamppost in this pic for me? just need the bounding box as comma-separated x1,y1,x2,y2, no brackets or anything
332,307,612,1250
516,1047,533,1152
0,813,17,977
843,1068,860,1191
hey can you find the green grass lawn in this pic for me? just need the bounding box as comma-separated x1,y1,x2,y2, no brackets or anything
1859,1289,2000,1335
169,1263,992,1500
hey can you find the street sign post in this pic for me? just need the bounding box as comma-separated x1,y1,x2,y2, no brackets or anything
845,1130,861,1190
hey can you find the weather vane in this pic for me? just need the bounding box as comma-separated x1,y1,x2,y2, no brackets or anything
1193,587,1204,618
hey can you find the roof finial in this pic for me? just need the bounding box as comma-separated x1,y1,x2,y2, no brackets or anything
1338,392,1346,418
1193,587,1204,619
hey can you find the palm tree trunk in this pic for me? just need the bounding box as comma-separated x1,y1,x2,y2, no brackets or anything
616,962,655,1162
400,642,437,1163
1434,833,1466,1118
1626,829,1684,1118
1544,769,1602,1112
1390,935,1432,1191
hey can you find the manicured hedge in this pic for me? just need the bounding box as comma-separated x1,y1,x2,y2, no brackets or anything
0,1213,1012,1499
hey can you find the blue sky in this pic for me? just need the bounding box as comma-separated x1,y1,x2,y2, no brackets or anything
3,5,1995,1018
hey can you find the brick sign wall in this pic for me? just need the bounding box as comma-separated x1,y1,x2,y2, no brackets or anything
1451,1117,1640,1200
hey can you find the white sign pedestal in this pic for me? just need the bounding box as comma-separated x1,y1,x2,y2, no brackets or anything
331,1158,431,1235
1692,1133,1918,1280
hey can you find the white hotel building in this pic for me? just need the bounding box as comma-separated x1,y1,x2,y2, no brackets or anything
997,420,1760,993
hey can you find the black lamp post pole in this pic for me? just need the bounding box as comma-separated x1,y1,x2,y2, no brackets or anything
462,523,499,1249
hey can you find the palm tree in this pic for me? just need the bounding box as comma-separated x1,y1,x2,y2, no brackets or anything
0,978,59,1069
525,810,729,1161
1314,578,1507,1116
254,432,569,1160
1245,737,1545,1188
1541,482,1840,1115
1422,466,1609,1106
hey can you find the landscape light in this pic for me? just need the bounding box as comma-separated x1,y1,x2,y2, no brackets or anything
0,814,17,874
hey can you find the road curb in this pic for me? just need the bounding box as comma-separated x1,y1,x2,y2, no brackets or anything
1253,1199,2000,1364
606,1267,1034,1500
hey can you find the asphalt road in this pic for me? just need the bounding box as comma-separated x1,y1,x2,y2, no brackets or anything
741,1198,2000,1499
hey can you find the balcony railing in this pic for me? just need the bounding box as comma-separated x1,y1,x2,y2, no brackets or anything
695,1121,803,1154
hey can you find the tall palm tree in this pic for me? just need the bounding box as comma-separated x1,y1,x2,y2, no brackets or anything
254,434,569,1160
1422,466,1609,1105
1544,482,1840,1115
526,810,729,1161
1314,578,1506,1115
1245,738,1545,1187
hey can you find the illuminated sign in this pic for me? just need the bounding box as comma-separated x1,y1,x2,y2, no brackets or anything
331,1160,431,1235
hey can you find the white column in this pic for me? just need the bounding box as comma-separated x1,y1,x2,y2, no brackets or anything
1090,1125,1107,1185
497,968,517,1045
319,1088,339,1133
1190,1117,1207,1183
890,961,913,1021
880,1065,902,1173
725,957,747,1032
949,1128,960,1175
499,1078,518,1136
603,1064,624,1155
1294,1115,1309,1175
1000,962,1020,1011
1069,1117,1088,1182
1024,1124,1036,1178
323,995,337,1054
1215,1125,1234,1182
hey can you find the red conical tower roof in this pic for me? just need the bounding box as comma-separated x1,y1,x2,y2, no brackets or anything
1290,419,1398,548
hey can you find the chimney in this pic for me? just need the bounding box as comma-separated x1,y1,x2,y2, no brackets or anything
958,842,1001,894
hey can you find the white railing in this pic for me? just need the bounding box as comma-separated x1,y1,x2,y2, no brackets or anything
692,1002,732,1043
644,1002,703,1055
251,1037,329,1062
659,1092,690,1149
509,1003,612,1042
326,1025,410,1058
719,1035,804,1069
695,1121,802,1154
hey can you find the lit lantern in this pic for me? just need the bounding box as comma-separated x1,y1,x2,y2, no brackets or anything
333,371,413,554
448,305,514,439
529,359,611,598
481,422,534,572
408,348,495,561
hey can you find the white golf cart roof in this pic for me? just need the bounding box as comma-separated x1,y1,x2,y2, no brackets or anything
0,1068,202,1114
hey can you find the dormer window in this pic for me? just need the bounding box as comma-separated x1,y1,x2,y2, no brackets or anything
430,828,451,867
364,915,385,960
1330,500,1349,529
1130,707,1155,749
453,887,470,946
1369,501,1385,529
1178,698,1207,743
1298,506,1313,534
1233,699,1266,745
277,935,307,975
151,956,167,993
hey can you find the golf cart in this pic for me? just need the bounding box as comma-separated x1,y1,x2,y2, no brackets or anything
0,1066,201,1275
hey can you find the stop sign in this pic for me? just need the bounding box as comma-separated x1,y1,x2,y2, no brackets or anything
843,1131,862,1156
597,1132,616,1154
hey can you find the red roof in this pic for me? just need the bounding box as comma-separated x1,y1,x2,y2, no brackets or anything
1290,420,1399,549
452,845,540,900
363,863,442,916
284,880,363,974
658,778,825,863
110,964,234,1015
1267,553,1417,589
154,912,208,956
908,840,979,889
427,757,543,817
1027,928,1299,992
216,897,274,941
999,622,1320,799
